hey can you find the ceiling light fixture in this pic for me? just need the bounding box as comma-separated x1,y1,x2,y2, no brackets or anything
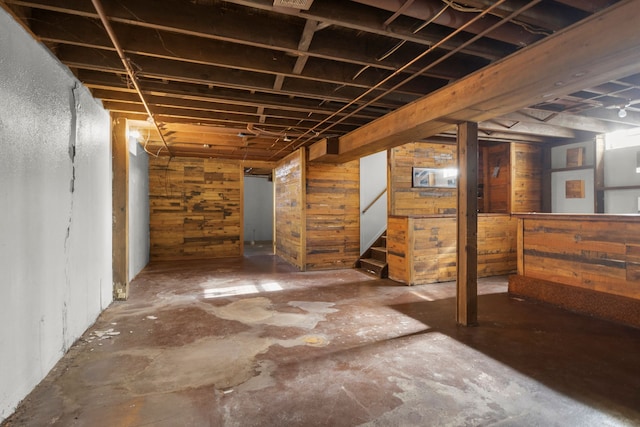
283,134,292,142
618,107,628,118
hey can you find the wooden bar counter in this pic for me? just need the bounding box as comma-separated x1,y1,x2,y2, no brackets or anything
388,214,517,285
509,213,640,328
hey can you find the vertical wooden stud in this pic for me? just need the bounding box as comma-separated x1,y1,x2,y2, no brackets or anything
482,146,490,213
541,145,552,212
517,218,525,276
595,135,605,213
300,148,307,271
457,122,478,326
112,115,129,300
387,149,394,216
239,162,245,255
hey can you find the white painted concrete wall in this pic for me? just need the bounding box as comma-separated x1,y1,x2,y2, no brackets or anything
551,141,595,213
129,139,150,279
0,10,112,422
604,145,640,213
360,151,388,254
244,176,274,242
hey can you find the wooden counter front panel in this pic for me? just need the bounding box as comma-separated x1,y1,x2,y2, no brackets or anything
388,215,517,285
521,217,640,299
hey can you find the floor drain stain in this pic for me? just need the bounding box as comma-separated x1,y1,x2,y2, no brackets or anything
303,335,328,347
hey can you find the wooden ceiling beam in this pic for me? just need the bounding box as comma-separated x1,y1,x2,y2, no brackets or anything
103,101,360,135
30,11,448,96
79,70,400,114
552,0,616,14
511,108,634,134
478,118,587,139
459,0,586,31
96,92,372,127
211,0,509,61
7,0,503,69
89,88,382,121
57,45,421,106
145,142,288,160
576,108,640,127
311,0,640,163
352,0,543,48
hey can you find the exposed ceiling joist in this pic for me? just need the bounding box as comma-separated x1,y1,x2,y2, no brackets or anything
3,0,636,162
310,0,640,162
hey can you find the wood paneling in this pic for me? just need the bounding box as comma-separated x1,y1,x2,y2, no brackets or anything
389,143,457,216
516,214,640,300
485,143,510,213
275,149,360,271
511,143,542,213
387,216,410,283
388,214,517,285
305,160,360,270
149,157,242,261
274,149,305,270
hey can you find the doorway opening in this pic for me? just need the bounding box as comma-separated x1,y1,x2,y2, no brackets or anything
243,171,274,256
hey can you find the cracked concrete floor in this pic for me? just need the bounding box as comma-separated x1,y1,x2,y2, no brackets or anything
4,243,640,426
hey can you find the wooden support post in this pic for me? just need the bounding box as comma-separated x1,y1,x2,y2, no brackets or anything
457,122,478,326
112,115,129,300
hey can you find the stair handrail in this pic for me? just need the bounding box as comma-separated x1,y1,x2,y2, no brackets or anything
362,188,387,214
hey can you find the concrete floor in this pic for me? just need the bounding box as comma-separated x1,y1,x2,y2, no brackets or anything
4,242,640,426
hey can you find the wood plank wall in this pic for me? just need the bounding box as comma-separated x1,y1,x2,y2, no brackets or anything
389,143,457,216
483,143,510,213
388,214,517,285
149,157,243,261
274,150,305,270
511,143,543,213
387,216,409,282
517,215,640,299
305,160,360,270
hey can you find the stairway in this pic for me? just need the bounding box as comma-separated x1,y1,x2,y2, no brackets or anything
355,232,388,278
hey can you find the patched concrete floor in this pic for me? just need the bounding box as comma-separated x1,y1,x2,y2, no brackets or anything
4,243,640,426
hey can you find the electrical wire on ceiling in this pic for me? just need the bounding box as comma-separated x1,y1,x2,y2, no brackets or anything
412,3,450,35
352,3,449,82
272,0,509,157
441,0,481,13
91,0,173,157
271,0,544,159
443,0,550,36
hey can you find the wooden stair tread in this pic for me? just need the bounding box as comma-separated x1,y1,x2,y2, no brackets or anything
359,258,386,268
356,231,388,278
